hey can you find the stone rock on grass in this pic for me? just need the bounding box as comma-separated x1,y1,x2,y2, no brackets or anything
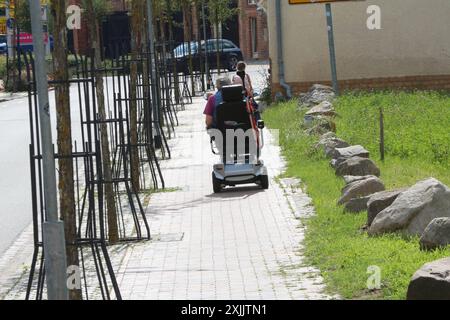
338,177,385,205
331,145,370,160
344,196,370,213
305,101,337,117
367,189,407,226
304,116,336,136
343,175,377,185
311,84,335,92
330,157,352,169
407,257,450,300
335,157,381,177
320,132,337,140
368,178,450,237
299,84,336,109
316,136,350,158
420,218,450,251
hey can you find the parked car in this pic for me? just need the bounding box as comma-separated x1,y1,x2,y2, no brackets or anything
172,39,243,74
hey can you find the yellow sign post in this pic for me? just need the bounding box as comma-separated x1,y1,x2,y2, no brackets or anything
0,17,6,34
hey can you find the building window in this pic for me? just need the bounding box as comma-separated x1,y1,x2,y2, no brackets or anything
248,0,257,5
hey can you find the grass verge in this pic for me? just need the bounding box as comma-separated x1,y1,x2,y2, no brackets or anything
263,91,450,300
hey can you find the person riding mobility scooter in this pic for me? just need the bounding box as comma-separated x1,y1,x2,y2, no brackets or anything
208,84,268,193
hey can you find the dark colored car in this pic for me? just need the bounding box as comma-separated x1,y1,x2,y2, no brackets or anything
173,39,243,74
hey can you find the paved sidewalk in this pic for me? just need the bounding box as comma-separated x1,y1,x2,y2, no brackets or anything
113,97,333,300
0,96,335,300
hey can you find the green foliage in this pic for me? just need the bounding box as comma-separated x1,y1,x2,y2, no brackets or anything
207,0,239,26
335,91,450,168
15,0,31,33
0,55,7,80
263,92,450,300
258,68,272,105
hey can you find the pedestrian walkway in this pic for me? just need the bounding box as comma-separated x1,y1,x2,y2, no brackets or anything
0,96,335,300
112,97,333,300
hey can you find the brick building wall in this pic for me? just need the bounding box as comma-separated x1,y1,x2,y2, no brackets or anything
238,0,268,60
70,0,128,54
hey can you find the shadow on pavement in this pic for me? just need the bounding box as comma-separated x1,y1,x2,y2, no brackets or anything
206,185,266,199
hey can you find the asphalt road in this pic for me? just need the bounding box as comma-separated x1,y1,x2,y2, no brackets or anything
0,95,33,254
0,85,85,255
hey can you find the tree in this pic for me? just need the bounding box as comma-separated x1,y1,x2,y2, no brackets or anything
207,0,238,74
15,0,31,33
50,0,82,300
129,0,145,192
180,0,195,91
84,0,119,244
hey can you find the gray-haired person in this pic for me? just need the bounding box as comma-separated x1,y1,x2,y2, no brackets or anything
203,77,232,129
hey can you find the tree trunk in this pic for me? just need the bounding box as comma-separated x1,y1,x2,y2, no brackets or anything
215,9,221,75
195,2,205,92
141,1,153,179
167,0,180,103
50,0,81,300
129,0,142,192
85,1,119,244
183,2,195,92
12,4,18,92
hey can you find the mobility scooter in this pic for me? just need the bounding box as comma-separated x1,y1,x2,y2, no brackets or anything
209,85,269,193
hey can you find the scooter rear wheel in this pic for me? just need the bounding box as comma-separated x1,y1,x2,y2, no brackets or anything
212,173,222,193
260,175,269,190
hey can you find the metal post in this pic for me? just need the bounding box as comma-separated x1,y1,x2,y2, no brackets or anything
325,3,339,95
6,0,13,57
202,0,210,89
146,0,161,144
28,0,69,300
379,107,385,161
43,5,51,56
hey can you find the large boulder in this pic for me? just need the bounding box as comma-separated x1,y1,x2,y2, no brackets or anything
367,189,407,226
368,178,450,237
298,84,336,108
305,101,337,117
344,196,370,213
330,158,345,169
407,258,450,300
338,177,385,205
420,218,450,251
343,175,377,185
331,145,370,160
335,157,381,177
